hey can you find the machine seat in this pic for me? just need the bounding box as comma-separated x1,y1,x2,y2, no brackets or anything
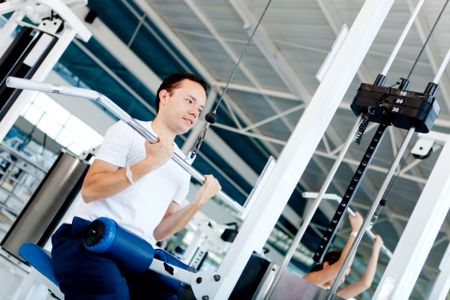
18,243,63,299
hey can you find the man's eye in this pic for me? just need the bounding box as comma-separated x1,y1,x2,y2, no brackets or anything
186,99,193,104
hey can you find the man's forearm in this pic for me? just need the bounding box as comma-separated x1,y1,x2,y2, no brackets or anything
153,175,220,241
81,160,157,202
359,248,380,288
82,168,132,202
153,198,207,241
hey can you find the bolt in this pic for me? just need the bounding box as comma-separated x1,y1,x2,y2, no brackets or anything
202,296,209,300
196,277,202,284
213,274,221,282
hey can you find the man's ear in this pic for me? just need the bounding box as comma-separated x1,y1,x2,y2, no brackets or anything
159,89,168,107
323,261,330,268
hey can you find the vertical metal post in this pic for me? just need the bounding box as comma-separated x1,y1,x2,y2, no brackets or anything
0,27,77,140
374,134,450,299
428,242,450,300
328,127,415,298
210,0,395,298
0,11,25,56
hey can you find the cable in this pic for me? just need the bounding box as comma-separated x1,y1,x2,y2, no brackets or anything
354,115,369,145
406,0,450,80
189,0,273,159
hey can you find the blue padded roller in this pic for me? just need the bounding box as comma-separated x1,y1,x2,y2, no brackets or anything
83,217,155,273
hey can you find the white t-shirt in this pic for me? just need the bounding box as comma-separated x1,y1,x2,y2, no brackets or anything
75,120,191,244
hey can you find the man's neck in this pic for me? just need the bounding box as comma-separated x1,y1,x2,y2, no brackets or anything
152,116,176,141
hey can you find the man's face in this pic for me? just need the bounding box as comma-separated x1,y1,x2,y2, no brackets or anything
159,79,206,134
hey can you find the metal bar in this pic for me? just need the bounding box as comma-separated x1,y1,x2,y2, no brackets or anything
381,0,425,75
212,123,286,145
428,242,450,299
0,26,77,141
347,207,392,258
0,10,25,56
374,137,450,298
215,81,299,101
5,77,241,213
406,0,450,113
242,104,305,132
328,127,415,298
0,143,47,173
72,39,154,113
0,169,38,190
36,0,91,42
434,47,450,84
120,0,192,72
213,1,395,298
265,115,362,298
228,0,312,103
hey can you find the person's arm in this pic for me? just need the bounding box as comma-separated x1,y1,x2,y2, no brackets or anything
336,235,384,299
82,135,174,202
153,175,221,241
304,212,363,286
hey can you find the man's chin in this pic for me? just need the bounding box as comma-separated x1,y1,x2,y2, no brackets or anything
178,126,191,135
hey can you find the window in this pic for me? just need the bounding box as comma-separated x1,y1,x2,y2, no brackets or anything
21,93,103,156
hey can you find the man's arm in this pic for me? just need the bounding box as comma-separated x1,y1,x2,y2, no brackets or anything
304,212,363,286
153,175,221,241
336,235,383,299
82,136,174,202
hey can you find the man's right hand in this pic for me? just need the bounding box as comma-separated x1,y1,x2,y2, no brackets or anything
143,135,174,171
349,211,363,231
373,235,384,251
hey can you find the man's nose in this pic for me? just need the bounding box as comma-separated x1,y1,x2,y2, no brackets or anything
189,110,199,119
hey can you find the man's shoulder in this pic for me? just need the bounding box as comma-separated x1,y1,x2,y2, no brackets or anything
110,119,151,135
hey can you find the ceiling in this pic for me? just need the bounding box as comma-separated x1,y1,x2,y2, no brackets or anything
51,0,450,298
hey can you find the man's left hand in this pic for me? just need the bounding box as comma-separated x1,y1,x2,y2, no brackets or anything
195,175,222,205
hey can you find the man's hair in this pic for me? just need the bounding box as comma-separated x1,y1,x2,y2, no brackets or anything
309,250,342,272
155,72,207,113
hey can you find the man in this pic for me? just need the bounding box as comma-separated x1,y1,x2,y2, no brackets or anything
304,212,384,299
51,73,222,299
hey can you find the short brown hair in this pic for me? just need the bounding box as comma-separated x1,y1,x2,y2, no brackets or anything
155,72,207,113
310,250,341,272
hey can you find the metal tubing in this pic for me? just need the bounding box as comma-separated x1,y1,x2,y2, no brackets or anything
0,2,25,15
0,11,25,56
328,127,416,298
381,0,425,75
212,0,395,297
5,76,240,212
264,115,362,298
0,142,47,173
1,152,89,258
434,47,450,84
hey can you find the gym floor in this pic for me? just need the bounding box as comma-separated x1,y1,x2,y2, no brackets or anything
0,215,53,300
0,250,55,300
